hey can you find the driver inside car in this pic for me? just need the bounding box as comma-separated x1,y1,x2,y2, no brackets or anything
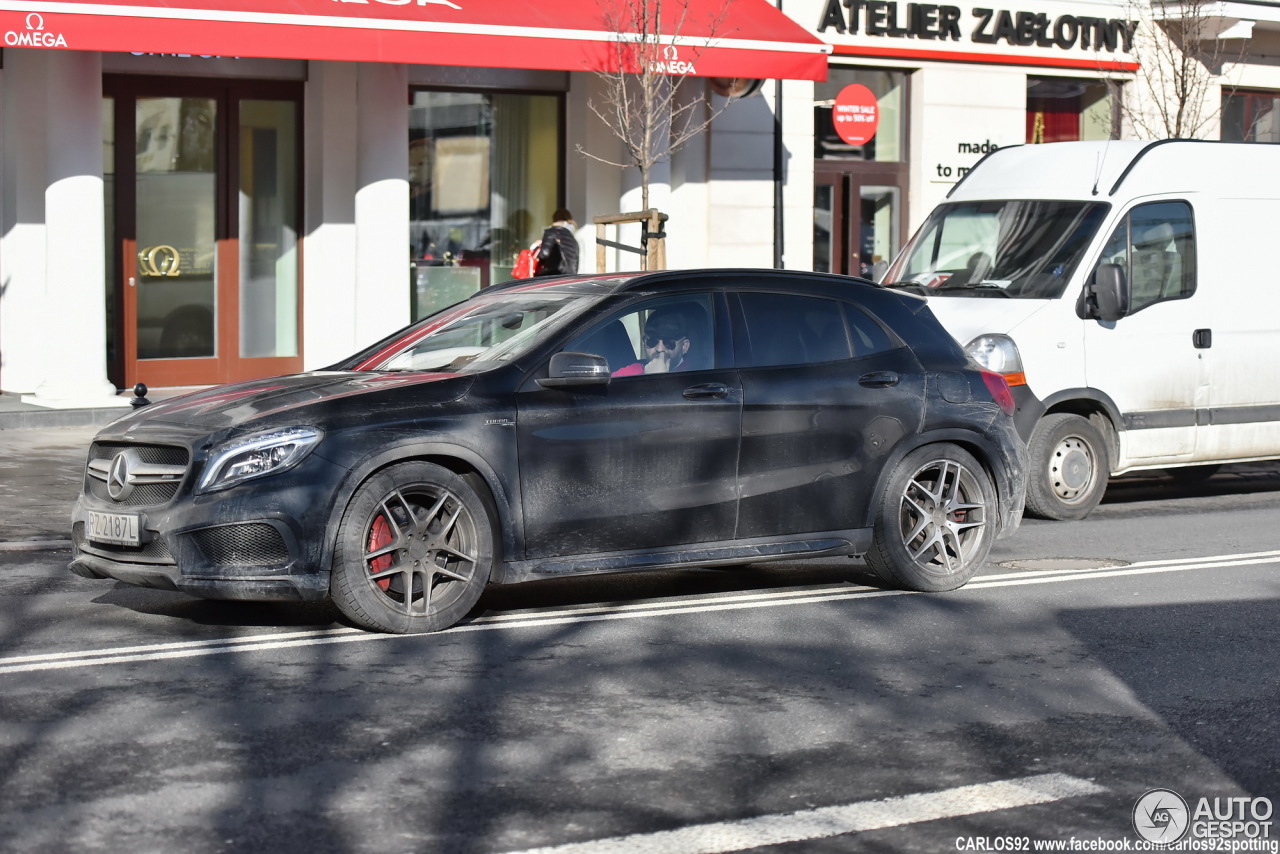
613,308,694,376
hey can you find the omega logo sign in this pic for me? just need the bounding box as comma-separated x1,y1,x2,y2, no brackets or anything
4,12,70,48
649,44,698,75
138,245,182,278
817,0,1137,53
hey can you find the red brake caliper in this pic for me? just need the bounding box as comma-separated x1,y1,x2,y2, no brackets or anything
368,514,393,591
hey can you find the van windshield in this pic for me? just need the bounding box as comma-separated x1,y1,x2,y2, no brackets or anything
882,200,1109,299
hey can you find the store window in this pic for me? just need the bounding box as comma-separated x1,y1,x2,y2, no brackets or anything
1222,90,1280,142
814,68,906,162
409,90,562,320
1026,77,1116,143
813,68,907,280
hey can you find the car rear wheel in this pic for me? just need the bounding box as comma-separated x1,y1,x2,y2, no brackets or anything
865,444,997,592
1024,413,1109,521
331,462,493,633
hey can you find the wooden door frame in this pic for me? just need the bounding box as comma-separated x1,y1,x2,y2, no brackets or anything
104,75,304,389
813,161,909,278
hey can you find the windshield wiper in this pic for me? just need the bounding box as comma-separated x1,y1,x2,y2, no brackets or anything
879,280,930,292
936,281,1012,297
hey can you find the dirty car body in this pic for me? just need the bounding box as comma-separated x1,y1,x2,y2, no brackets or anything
70,269,1027,633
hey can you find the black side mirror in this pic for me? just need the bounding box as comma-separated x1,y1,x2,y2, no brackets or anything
537,351,611,389
1078,262,1129,322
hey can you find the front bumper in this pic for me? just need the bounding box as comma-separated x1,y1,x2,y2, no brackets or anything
69,452,351,603
68,549,329,601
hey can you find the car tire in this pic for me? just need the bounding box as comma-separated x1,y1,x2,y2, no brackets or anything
331,462,494,633
865,444,997,592
1024,413,1109,521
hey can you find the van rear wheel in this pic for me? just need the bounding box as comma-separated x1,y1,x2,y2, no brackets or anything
1024,413,1109,521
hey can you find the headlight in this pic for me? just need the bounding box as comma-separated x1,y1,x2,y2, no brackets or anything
965,334,1024,376
196,427,323,494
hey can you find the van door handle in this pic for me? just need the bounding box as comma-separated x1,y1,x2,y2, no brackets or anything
1193,329,1212,349
859,371,900,388
683,383,729,400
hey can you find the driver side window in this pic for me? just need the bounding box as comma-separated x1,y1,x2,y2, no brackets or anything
1099,201,1196,314
563,294,715,377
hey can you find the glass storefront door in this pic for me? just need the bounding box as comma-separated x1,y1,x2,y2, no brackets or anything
105,78,302,388
813,67,908,281
814,166,903,281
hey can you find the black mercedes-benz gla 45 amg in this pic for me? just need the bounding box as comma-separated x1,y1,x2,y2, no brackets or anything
71,269,1027,633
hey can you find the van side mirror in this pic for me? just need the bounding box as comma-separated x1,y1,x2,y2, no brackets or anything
537,351,611,388
1078,263,1129,322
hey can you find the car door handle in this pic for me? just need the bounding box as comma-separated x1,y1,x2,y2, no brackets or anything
683,383,730,400
858,371,900,388
1193,328,1212,349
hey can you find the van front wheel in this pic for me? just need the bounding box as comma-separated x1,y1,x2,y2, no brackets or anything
1024,413,1109,521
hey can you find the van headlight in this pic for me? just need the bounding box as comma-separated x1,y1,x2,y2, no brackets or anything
197,427,323,494
965,334,1025,377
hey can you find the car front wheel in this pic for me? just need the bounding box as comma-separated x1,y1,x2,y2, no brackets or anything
331,462,494,633
865,444,997,592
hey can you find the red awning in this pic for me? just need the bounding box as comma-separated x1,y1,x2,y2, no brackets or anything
0,0,829,80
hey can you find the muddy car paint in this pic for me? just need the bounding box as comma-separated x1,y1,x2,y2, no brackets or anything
69,269,1027,633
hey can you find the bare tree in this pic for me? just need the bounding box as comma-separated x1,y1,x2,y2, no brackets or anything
579,0,734,211
1108,0,1247,139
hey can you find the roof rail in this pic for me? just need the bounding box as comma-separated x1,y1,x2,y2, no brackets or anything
1106,138,1235,196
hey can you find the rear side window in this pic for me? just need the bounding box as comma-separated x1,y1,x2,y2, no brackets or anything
1097,201,1196,314
737,293,854,368
842,303,896,356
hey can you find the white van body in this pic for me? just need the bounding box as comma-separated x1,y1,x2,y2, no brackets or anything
882,140,1280,519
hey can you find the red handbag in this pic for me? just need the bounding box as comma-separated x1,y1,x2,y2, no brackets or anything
511,244,538,279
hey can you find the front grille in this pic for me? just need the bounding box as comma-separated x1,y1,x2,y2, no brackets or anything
73,522,175,563
191,524,290,567
86,442,190,507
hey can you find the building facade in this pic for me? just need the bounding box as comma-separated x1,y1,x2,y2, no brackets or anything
4,0,1279,405
782,0,1280,281
0,0,826,404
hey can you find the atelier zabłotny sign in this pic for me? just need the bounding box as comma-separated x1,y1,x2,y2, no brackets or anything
817,0,1137,53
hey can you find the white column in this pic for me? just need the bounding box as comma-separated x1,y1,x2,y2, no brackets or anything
781,78,817,272
706,88,776,270
302,61,360,370
1,50,50,395
353,62,410,348
23,50,125,408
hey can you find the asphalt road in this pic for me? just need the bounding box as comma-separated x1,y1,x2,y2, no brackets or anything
1,465,1277,854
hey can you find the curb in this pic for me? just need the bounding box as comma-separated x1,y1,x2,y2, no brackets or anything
0,408,127,431
0,539,73,552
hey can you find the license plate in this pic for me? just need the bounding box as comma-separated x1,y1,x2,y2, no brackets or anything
87,511,141,546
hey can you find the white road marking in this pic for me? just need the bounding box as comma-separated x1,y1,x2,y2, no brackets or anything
507,773,1106,854
2,549,1277,675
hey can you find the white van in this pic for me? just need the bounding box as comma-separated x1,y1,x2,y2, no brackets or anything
881,139,1280,520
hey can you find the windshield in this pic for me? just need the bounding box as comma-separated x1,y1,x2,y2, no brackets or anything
882,200,1109,299
342,288,600,373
